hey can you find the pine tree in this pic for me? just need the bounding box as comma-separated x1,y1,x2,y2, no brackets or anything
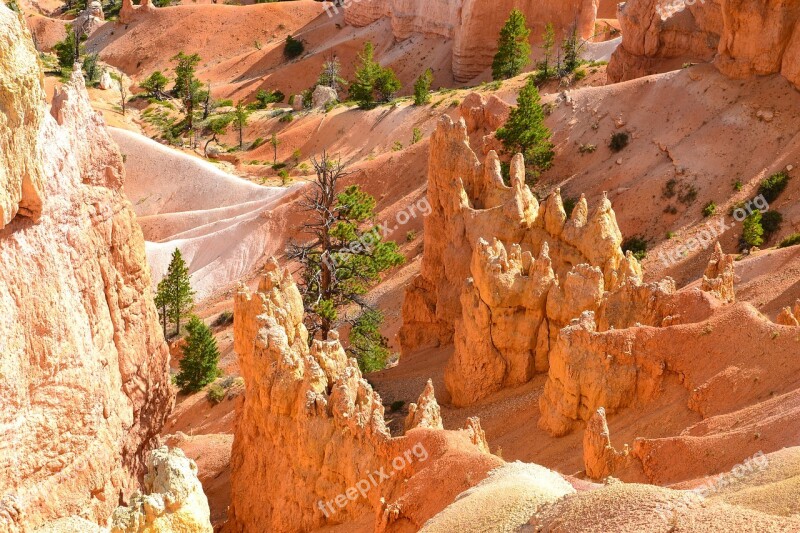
175,316,221,393
140,71,170,99
413,68,433,106
562,24,582,73
491,9,531,81
537,23,556,79
496,77,554,174
374,68,401,102
349,309,390,373
232,101,250,149
287,151,405,363
155,248,195,337
350,42,380,109
171,52,202,130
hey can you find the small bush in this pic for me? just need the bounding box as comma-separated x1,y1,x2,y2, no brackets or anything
609,132,629,152
622,236,648,261
733,180,743,192
758,171,790,203
279,113,294,123
761,210,783,238
579,143,596,154
278,169,290,186
742,211,764,247
213,310,234,327
207,384,226,405
284,35,304,59
251,137,265,150
778,233,800,248
678,184,698,206
662,179,677,199
702,201,717,217
406,230,417,242
217,99,234,108
392,141,404,152
563,197,577,218
390,400,405,412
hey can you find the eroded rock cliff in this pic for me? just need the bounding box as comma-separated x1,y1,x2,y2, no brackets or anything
227,259,503,532
344,0,600,81
608,0,800,89
400,110,697,406
0,9,171,530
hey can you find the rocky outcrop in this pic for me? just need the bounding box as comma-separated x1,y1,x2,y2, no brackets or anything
119,0,156,25
777,300,800,326
227,259,502,532
74,0,105,37
0,6,45,229
401,111,700,406
110,447,212,533
607,0,721,82
344,0,600,82
608,0,800,90
701,242,735,303
583,408,631,480
404,380,443,432
311,85,338,109
0,11,171,531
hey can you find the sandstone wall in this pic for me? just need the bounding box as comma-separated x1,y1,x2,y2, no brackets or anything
345,0,600,82
227,259,502,532
608,0,800,89
0,10,171,530
0,7,45,229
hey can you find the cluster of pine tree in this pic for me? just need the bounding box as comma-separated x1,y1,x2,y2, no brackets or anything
155,249,221,393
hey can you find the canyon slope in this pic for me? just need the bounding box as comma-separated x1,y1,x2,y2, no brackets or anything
3,0,800,531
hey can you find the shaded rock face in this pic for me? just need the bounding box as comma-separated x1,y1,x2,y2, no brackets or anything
0,11,171,531
608,0,800,89
110,447,213,533
344,0,599,82
227,259,499,532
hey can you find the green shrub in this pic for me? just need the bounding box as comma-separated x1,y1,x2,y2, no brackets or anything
609,132,629,152
702,201,717,217
279,113,294,123
406,230,417,242
206,384,226,405
251,137,265,149
390,400,405,412
758,171,790,203
579,143,596,154
761,210,783,238
742,211,764,247
622,236,648,261
563,196,577,218
284,35,304,59
778,233,800,248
